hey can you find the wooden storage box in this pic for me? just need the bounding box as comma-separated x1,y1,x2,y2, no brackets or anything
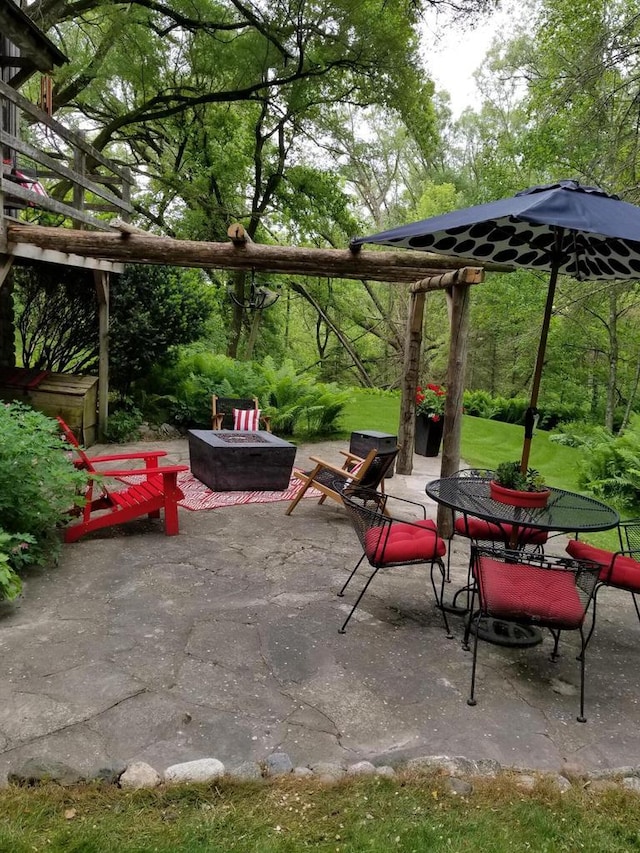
0,367,98,446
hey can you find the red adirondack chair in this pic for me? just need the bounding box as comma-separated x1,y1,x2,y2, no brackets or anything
57,417,188,542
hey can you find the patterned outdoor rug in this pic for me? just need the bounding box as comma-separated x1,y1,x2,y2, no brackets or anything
175,469,321,511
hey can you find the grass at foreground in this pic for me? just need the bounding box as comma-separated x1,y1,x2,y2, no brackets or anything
1,774,640,852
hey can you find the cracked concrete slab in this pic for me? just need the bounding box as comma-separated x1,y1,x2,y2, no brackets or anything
1,437,640,780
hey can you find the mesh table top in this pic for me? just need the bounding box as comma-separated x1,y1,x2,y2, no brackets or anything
426,474,619,533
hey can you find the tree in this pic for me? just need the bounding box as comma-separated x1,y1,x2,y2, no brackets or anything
12,264,98,374
109,265,215,397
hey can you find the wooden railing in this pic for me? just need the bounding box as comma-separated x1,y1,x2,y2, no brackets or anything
0,79,133,230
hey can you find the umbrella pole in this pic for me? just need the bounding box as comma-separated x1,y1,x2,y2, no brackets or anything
520,261,561,472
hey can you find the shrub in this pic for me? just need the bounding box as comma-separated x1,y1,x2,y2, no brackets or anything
0,403,86,599
579,417,640,509
139,351,348,436
463,390,500,419
104,403,144,443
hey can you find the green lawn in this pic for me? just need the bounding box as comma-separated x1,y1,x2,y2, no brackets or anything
0,774,640,853
1,774,639,852
338,390,581,490
337,391,620,550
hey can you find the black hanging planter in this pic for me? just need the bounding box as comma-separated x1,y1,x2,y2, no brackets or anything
415,415,444,457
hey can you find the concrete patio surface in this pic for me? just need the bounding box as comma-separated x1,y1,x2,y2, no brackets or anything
1,436,640,782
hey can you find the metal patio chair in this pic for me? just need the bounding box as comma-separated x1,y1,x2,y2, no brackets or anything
566,518,640,647
339,487,452,637
464,546,600,722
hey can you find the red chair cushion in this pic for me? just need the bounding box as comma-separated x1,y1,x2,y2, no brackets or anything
477,557,585,627
364,519,445,564
455,516,548,545
566,539,640,589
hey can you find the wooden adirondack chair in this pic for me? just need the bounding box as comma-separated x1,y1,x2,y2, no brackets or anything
57,417,188,542
211,395,271,432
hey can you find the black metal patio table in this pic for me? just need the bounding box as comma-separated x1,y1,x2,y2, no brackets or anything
425,473,620,646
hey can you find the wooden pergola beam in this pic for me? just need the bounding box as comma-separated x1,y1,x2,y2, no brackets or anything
6,224,504,284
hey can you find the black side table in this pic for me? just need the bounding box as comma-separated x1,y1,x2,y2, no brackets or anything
349,430,397,478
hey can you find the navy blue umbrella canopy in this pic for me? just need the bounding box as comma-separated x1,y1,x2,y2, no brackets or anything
351,180,640,281
351,181,640,470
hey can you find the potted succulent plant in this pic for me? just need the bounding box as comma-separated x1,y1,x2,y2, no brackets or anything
490,461,551,508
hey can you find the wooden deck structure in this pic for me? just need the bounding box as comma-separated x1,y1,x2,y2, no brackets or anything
0,1,504,534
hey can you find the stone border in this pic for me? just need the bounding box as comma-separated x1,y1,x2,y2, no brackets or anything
7,753,640,793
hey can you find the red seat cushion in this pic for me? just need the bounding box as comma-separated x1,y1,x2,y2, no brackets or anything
477,556,585,627
455,516,548,545
364,519,445,565
566,539,640,589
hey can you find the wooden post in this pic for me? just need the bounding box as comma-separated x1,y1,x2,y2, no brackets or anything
397,288,425,475
73,140,86,230
437,279,474,538
94,270,109,439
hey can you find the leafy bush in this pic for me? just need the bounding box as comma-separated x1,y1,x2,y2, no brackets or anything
109,266,215,398
0,403,86,599
549,421,613,449
140,351,348,436
578,417,640,509
462,390,500,419
104,403,144,443
463,391,586,430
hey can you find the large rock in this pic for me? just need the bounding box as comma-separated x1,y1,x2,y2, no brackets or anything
119,761,161,789
164,758,225,784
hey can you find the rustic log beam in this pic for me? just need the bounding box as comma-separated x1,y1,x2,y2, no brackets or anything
6,224,499,284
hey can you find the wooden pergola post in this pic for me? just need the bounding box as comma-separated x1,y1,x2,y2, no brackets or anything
437,277,475,538
94,270,109,440
397,288,425,475
397,267,483,482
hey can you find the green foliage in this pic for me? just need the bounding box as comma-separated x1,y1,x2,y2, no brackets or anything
494,460,547,492
550,421,614,449
11,265,98,374
579,417,640,509
462,389,500,419
140,351,348,436
462,390,585,430
253,357,350,437
109,266,215,398
104,404,144,443
0,530,34,600
0,403,86,598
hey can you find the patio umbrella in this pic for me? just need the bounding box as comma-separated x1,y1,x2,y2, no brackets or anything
350,179,640,470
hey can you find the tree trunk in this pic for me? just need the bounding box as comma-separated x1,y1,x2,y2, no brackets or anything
290,281,374,387
437,282,472,538
605,288,618,431
397,289,425,475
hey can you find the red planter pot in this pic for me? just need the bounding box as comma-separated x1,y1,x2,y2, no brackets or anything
489,480,551,508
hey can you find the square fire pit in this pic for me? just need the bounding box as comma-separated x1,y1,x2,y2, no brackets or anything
187,430,296,491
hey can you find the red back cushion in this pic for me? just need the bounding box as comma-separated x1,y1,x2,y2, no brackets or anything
233,408,260,431
566,539,640,589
